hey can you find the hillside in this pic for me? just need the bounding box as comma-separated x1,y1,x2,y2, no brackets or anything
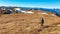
0,12,60,34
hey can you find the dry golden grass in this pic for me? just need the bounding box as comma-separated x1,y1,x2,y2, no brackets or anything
0,12,60,34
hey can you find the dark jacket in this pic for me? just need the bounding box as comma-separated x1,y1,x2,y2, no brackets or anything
40,17,44,26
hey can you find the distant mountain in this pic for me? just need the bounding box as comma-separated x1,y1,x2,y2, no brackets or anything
0,6,60,16
39,8,60,16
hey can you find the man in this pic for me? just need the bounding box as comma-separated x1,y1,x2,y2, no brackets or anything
38,17,44,32
40,16,44,26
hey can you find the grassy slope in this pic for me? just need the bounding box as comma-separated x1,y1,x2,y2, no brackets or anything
0,12,60,34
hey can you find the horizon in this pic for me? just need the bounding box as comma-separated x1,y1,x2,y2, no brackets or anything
0,0,60,9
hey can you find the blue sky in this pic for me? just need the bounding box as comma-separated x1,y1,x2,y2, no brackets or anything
0,0,60,8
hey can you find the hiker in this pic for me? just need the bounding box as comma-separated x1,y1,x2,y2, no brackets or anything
38,17,44,32
40,16,44,26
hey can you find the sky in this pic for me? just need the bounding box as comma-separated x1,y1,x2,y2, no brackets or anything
0,0,60,8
